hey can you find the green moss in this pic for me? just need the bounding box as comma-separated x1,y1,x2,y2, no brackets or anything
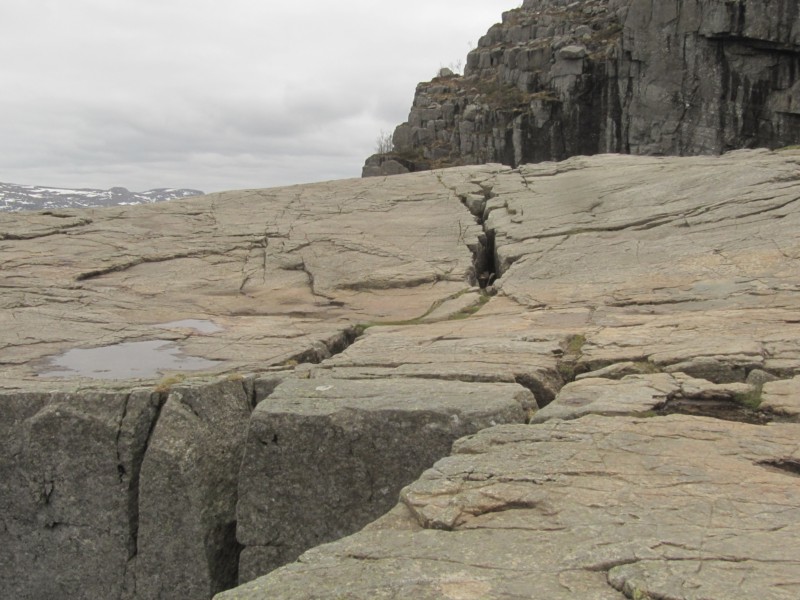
557,363,576,382
565,334,587,355
154,373,187,393
632,360,661,374
448,293,491,320
734,388,763,410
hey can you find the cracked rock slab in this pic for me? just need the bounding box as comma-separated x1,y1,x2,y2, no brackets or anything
235,376,534,582
482,151,800,382
217,415,800,600
0,169,492,389
531,372,754,423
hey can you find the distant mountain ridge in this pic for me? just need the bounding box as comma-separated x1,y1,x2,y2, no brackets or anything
0,182,203,212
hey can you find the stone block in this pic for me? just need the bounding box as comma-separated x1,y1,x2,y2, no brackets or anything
134,380,252,600
235,376,530,580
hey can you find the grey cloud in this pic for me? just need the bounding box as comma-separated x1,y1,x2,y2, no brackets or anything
0,0,512,192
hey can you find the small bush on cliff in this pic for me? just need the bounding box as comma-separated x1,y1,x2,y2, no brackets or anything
472,75,532,110
375,130,394,154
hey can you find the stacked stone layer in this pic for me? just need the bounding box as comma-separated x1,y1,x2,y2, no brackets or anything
364,0,800,177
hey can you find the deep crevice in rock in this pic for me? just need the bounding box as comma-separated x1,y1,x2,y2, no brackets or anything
458,185,499,289
514,373,559,408
477,229,497,289
758,459,800,477
209,520,244,595
124,390,167,574
280,325,362,368
653,397,772,425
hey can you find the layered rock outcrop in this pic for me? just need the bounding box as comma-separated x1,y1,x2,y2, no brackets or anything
363,0,800,176
223,149,800,599
2,149,800,599
222,414,800,600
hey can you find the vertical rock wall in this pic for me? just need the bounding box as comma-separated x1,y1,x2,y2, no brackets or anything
364,0,800,176
0,380,261,600
0,389,164,600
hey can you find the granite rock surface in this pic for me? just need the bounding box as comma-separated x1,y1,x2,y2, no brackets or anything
219,415,800,600
1,149,799,599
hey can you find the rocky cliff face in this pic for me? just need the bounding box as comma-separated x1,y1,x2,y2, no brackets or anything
363,0,800,176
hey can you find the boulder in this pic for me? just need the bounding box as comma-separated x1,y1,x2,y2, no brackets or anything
235,376,534,581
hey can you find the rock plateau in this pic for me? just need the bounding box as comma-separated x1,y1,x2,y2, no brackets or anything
2,148,799,599
3,1,800,598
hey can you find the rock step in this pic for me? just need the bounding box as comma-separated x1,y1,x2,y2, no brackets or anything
235,376,536,582
216,415,800,600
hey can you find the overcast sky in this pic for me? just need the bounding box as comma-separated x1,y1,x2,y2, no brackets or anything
0,1,514,193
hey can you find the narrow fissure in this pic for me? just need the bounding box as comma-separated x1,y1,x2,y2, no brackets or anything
211,325,365,593
278,325,362,370
122,389,167,597
458,185,499,289
758,459,800,477
653,397,773,425
514,373,559,409
477,228,497,289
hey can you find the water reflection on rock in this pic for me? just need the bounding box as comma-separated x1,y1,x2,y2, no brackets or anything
39,340,222,380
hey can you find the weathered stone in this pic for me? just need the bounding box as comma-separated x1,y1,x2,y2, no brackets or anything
761,376,800,418
484,152,800,382
4,150,800,598
134,380,252,599
531,373,753,423
575,361,658,380
219,149,800,597
304,301,566,407
0,165,497,598
0,389,163,600
235,376,533,581
556,44,587,59
366,0,800,174
0,169,491,390
216,416,800,600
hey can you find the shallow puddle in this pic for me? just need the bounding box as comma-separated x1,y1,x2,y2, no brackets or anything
39,340,222,380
